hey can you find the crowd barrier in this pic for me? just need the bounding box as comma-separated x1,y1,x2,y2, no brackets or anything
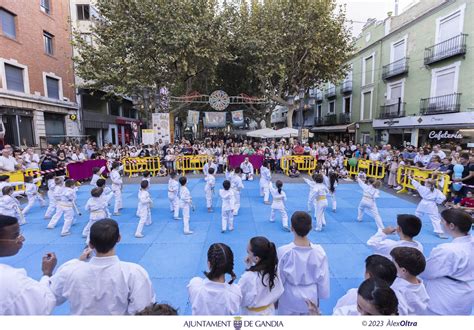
396,165,451,196
344,159,386,180
175,155,213,175
122,157,161,177
280,155,317,176
227,155,264,174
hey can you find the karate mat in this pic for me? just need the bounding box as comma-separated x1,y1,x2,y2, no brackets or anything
2,178,449,315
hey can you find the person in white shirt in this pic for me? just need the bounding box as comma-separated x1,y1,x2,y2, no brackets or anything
44,175,62,219
356,278,399,315
49,219,155,315
135,180,153,238
0,215,57,315
333,254,397,315
168,172,180,219
410,177,446,238
277,211,330,315
96,178,114,206
238,237,284,315
269,181,289,231
187,243,242,315
110,162,123,216
259,160,272,204
0,186,25,225
82,187,109,244
230,168,244,216
307,174,329,232
429,145,446,161
240,157,254,181
203,158,218,176
219,180,235,233
367,214,424,259
0,148,18,172
47,179,77,236
390,247,429,315
23,148,40,170
205,167,216,212
178,176,193,235
90,166,106,186
356,176,385,230
0,174,25,197
71,149,86,162
421,209,474,315
368,147,381,162
21,176,46,215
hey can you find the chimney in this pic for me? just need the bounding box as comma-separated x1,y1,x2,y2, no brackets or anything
394,0,399,16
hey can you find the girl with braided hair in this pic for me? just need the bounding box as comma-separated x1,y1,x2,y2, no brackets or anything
238,237,284,315
357,278,399,315
187,243,242,315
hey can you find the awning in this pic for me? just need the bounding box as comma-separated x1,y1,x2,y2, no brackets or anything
311,123,356,133
115,117,142,125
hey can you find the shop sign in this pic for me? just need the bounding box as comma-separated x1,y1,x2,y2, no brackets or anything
428,130,463,140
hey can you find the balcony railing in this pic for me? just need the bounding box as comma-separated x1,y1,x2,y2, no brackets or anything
378,102,406,119
314,117,324,126
339,113,351,124
340,80,352,94
382,57,409,80
420,93,461,115
325,86,336,99
325,114,337,125
424,34,467,65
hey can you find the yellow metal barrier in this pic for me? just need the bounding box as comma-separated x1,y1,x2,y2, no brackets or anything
280,156,317,176
343,159,386,180
175,155,213,175
0,170,26,191
122,157,161,177
396,166,451,196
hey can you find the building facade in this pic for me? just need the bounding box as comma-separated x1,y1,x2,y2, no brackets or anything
304,0,473,148
0,0,79,147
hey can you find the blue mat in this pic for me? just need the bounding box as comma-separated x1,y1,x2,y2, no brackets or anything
4,178,450,315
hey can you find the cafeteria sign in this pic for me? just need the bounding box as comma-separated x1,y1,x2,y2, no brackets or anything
428,130,463,140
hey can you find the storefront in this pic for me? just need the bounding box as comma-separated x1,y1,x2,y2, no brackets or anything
116,118,142,146
418,128,473,149
0,107,35,147
311,123,356,143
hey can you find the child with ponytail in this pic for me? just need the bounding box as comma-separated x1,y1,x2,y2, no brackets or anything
187,243,242,315
238,236,284,315
325,171,338,212
269,180,289,231
356,175,385,230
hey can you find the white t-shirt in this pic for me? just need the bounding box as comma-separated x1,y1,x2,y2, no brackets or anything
0,155,18,172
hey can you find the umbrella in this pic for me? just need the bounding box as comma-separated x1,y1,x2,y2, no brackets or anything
264,127,299,138
246,128,276,138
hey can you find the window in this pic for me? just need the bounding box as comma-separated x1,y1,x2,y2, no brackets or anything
40,0,50,14
4,63,24,92
46,76,60,99
0,8,16,39
77,4,90,20
317,104,322,117
392,39,405,62
362,91,372,120
387,80,404,103
328,101,335,113
43,31,54,55
364,56,374,85
438,10,462,42
109,100,120,116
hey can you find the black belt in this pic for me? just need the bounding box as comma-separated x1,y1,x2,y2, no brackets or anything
445,276,463,283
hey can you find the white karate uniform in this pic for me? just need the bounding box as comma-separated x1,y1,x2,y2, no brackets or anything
323,175,337,211
240,161,254,181
110,169,123,214
0,194,24,224
259,166,271,202
187,277,242,315
411,179,446,235
303,178,316,213
277,242,330,315
205,174,216,209
219,188,234,231
203,163,218,176
356,178,385,230
391,277,430,315
421,235,474,315
0,181,24,197
168,178,180,217
269,184,288,229
135,189,153,236
332,288,359,315
0,264,56,315
44,179,57,218
83,197,109,243
49,256,155,315
231,174,244,216
238,270,284,315
309,183,329,231
90,166,106,186
179,186,192,233
366,229,424,259
47,187,76,235
22,179,46,215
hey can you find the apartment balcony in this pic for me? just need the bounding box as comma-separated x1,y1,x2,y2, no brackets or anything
424,34,467,65
382,57,409,80
314,117,324,126
340,80,352,94
325,114,338,125
339,113,351,124
316,90,323,102
378,102,406,119
325,86,336,99
420,93,461,115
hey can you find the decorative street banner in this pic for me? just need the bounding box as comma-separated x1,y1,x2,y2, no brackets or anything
152,113,171,144
187,110,200,127
231,110,244,127
204,112,226,128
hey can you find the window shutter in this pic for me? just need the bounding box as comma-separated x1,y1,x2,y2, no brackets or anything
46,77,60,99
5,64,24,92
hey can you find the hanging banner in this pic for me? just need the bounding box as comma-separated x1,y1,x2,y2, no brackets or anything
231,110,244,127
204,112,226,128
187,110,200,127
141,129,155,145
152,113,171,144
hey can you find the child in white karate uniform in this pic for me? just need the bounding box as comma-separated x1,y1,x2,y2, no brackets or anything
168,172,180,219
205,167,216,212
421,209,474,315
135,180,153,238
325,172,338,212
44,174,61,219
259,160,272,204
356,278,399,315
47,179,77,236
0,175,24,197
269,180,289,231
367,214,423,259
219,180,234,233
178,176,193,235
187,243,242,315
390,247,430,315
277,211,330,315
90,166,106,186
230,168,244,216
309,174,329,231
136,171,152,218
0,186,25,225
356,176,385,230
83,187,109,244
22,176,46,215
238,236,284,315
96,178,113,206
410,177,446,238
110,162,123,216
240,158,254,181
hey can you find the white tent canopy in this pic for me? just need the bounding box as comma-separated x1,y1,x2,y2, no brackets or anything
263,127,299,138
246,128,276,138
